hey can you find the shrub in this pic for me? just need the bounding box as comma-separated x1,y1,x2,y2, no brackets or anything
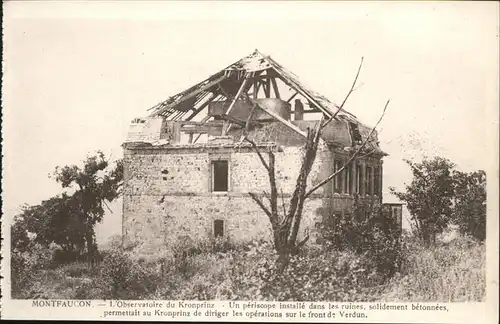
452,170,486,241
11,252,32,297
321,198,403,280
11,242,61,298
91,248,161,299
63,262,91,278
163,240,386,302
167,236,239,279
11,234,485,302
217,242,385,302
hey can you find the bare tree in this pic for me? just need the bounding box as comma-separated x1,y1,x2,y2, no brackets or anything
241,58,390,272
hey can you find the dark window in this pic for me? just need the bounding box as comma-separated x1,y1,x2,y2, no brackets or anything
344,163,351,194
374,165,381,196
366,166,373,195
212,160,229,192
349,122,363,143
214,220,224,238
334,160,343,194
355,164,362,194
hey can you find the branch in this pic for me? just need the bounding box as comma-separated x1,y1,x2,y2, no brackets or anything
286,123,323,245
321,57,364,130
305,99,390,198
236,102,273,173
352,82,365,93
249,192,271,218
241,97,279,227
262,190,271,204
244,103,257,135
268,150,279,218
281,188,287,217
103,200,113,214
284,129,315,227
340,57,364,109
296,234,310,249
245,137,270,171
357,147,378,159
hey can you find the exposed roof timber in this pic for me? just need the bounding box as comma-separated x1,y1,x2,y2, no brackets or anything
286,91,299,103
256,51,357,122
224,78,251,118
222,78,251,134
150,74,227,117
222,114,248,127
148,50,359,124
264,78,271,98
252,79,260,99
271,77,281,99
148,52,269,117
186,92,218,121
250,98,307,137
192,115,213,143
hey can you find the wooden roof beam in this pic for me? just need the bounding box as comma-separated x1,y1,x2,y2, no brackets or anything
222,78,251,134
250,99,307,137
271,78,280,99
186,92,218,121
149,74,227,117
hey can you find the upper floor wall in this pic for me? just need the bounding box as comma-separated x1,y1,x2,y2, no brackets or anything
123,142,383,199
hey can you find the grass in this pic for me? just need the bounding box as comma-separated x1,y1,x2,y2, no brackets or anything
12,234,485,302
380,235,486,302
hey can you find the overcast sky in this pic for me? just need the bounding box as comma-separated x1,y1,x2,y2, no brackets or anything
2,1,498,241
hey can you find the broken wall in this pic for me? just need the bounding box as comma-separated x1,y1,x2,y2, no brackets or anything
126,118,165,143
122,138,383,259
122,144,334,259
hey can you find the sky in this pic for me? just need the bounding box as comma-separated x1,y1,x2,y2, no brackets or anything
2,1,499,243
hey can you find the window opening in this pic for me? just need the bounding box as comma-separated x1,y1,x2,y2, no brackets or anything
374,165,381,196
212,160,229,192
214,220,224,238
366,166,373,195
333,160,343,194
349,122,363,143
355,164,362,194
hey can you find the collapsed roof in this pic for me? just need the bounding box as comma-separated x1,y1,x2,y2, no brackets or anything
148,50,356,122
127,50,385,156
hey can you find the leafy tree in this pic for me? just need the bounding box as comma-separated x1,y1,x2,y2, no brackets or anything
452,170,486,241
11,212,31,253
12,195,87,256
52,151,123,263
390,157,456,245
11,151,123,264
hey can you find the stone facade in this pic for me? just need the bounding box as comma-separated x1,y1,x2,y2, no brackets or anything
122,138,383,258
121,51,389,259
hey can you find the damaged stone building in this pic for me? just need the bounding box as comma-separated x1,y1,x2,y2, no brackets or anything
122,50,401,257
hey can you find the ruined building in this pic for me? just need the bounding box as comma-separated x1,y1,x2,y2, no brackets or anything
122,50,401,257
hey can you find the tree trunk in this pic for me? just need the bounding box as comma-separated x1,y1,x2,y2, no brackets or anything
244,59,389,275
276,250,290,274
86,230,93,264
85,218,96,268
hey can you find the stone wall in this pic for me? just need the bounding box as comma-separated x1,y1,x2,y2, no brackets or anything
123,145,333,197
123,194,324,259
122,142,383,259
122,144,333,258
